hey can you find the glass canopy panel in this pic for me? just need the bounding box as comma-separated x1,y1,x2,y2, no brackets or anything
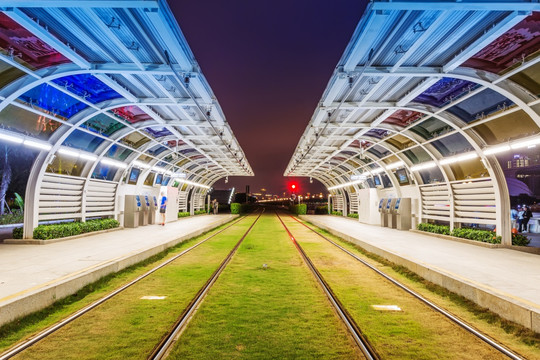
46,153,85,177
471,110,539,145
449,158,487,181
142,126,173,138
51,74,121,104
0,13,70,69
364,128,390,140
107,144,132,161
367,144,390,158
430,133,472,157
418,167,445,184
0,61,25,88
462,12,540,74
382,110,423,127
92,163,118,181
509,62,540,96
121,131,150,149
446,88,513,123
414,78,478,108
19,83,88,119
0,104,61,139
385,134,413,151
402,147,432,165
63,129,105,152
409,117,452,140
112,106,152,124
82,114,126,137
147,144,168,157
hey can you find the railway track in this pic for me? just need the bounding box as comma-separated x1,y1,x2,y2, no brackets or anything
283,213,524,360
0,213,259,360
148,209,263,359
275,211,379,360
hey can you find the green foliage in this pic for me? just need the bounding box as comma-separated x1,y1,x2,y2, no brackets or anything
416,223,450,235
30,219,119,240
417,223,504,244
289,203,307,215
315,205,328,214
451,227,501,244
0,209,23,225
512,233,530,246
331,211,343,216
347,213,359,219
14,193,24,211
12,226,23,239
194,210,207,215
230,203,241,214
178,212,191,218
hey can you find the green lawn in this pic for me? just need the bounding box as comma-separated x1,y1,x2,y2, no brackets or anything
168,213,363,360
8,216,255,360
282,216,511,360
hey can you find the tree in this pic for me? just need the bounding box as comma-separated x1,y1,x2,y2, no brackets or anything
0,145,12,215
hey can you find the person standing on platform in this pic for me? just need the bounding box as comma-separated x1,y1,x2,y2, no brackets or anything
517,206,524,232
510,206,518,231
522,205,532,233
213,199,219,215
159,191,167,226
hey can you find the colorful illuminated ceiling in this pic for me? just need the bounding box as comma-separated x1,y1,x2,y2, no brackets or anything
0,1,252,186
286,1,540,192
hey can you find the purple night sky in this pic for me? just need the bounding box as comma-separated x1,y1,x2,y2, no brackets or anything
171,0,368,195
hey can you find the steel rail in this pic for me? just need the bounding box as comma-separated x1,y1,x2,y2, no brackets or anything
0,215,248,360
290,215,524,360
148,209,264,360
275,212,379,360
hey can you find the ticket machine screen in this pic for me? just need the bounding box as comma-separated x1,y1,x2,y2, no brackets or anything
144,195,150,207
394,198,401,210
386,199,392,209
378,199,385,209
135,195,141,208
153,196,157,207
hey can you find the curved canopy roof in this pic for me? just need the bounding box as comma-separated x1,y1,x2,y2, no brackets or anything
0,0,252,187
285,0,540,191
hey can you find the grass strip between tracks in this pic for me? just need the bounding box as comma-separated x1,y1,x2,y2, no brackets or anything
2,216,252,360
167,213,364,360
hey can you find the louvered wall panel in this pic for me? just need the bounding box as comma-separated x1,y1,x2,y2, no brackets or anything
452,179,496,225
86,179,117,218
333,195,344,212
420,183,450,221
349,194,359,213
38,174,84,221
178,191,188,212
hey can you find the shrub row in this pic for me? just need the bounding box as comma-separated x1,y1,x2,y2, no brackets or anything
290,204,307,215
178,212,190,218
13,218,120,240
194,209,207,215
347,213,359,219
0,209,24,225
230,203,241,214
315,205,328,214
331,211,343,216
416,223,530,245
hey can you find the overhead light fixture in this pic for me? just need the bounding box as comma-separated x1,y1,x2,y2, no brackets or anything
79,153,97,161
328,177,367,190
371,167,384,174
101,158,127,169
483,144,510,155
510,137,540,150
0,132,23,144
410,162,436,172
440,152,478,165
179,179,210,189
385,161,404,170
133,160,150,169
58,148,80,158
57,147,98,162
24,139,52,151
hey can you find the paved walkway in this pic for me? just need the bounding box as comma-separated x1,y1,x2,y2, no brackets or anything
301,215,540,332
0,214,236,325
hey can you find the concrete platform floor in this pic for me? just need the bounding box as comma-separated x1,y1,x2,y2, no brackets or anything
300,215,540,332
0,214,237,326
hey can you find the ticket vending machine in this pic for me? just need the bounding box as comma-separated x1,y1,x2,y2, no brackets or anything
148,196,158,225
394,198,412,230
386,198,398,229
139,195,150,226
124,195,142,228
378,198,388,227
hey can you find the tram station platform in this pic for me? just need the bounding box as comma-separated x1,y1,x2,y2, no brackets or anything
0,214,237,327
300,215,540,333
